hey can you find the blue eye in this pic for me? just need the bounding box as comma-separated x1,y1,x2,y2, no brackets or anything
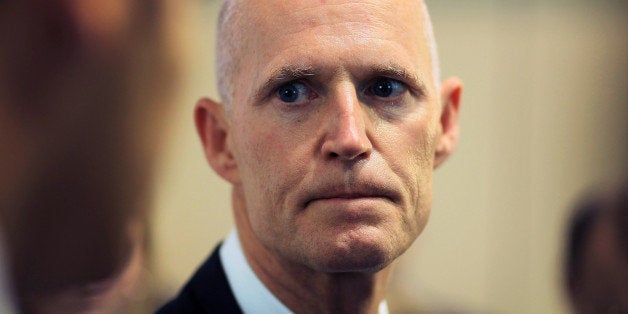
277,82,309,103
369,78,406,98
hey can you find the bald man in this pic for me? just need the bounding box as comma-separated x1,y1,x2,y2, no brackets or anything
158,0,462,313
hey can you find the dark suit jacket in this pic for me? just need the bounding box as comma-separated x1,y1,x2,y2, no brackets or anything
156,245,243,313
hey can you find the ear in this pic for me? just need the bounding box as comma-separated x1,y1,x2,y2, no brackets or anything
194,98,240,183
434,77,463,169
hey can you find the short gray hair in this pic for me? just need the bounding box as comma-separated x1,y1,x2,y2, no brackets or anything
215,0,243,111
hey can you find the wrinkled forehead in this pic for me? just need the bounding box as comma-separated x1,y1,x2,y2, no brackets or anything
229,0,434,103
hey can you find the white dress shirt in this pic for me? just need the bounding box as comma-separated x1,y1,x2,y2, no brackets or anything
219,229,389,314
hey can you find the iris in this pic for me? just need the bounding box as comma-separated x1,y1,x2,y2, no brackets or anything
371,78,405,98
277,82,308,103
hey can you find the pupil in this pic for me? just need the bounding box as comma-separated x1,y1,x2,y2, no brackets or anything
374,79,393,97
279,85,299,102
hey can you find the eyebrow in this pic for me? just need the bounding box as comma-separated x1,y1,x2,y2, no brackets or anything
253,65,318,102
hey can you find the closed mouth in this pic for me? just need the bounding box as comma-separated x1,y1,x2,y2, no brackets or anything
304,187,397,209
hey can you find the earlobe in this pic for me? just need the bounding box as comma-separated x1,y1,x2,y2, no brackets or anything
194,98,240,183
434,77,463,169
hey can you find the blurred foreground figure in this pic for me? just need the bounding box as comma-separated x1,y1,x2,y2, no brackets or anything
0,1,175,313
565,182,628,313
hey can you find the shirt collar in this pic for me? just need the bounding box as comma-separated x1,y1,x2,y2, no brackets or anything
219,229,389,314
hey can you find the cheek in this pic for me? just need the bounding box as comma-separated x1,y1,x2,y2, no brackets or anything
383,114,438,219
233,126,278,201
235,122,296,185
231,117,305,211
388,114,438,179
411,116,440,222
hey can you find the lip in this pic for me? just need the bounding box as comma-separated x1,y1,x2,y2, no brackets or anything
303,187,398,209
308,196,390,207
314,193,387,200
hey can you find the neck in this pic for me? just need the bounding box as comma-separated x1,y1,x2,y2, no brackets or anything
232,188,392,314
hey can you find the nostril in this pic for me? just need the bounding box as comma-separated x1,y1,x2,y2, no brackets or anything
325,145,371,161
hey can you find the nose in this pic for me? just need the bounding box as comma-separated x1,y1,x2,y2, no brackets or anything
320,89,373,161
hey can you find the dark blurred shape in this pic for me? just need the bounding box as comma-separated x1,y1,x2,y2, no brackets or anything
0,0,176,313
565,181,628,314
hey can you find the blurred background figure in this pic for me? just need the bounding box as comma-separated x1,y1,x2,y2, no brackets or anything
564,182,628,313
0,0,178,312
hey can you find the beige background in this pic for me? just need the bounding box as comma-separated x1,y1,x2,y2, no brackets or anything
151,1,627,313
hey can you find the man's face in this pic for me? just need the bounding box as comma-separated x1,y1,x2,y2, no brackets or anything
225,0,445,272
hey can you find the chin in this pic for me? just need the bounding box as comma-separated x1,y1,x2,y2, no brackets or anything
305,226,403,273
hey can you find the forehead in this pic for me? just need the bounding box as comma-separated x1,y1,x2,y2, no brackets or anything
245,0,423,36
232,0,433,102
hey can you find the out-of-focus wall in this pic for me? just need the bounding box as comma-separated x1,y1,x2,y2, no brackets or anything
151,0,227,296
151,1,627,313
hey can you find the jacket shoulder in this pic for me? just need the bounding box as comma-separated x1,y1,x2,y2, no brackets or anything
156,245,243,314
